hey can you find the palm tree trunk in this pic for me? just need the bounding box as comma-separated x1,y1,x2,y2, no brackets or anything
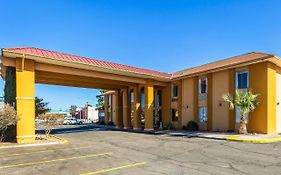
239,114,247,134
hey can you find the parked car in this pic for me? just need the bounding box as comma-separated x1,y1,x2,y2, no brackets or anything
63,118,83,125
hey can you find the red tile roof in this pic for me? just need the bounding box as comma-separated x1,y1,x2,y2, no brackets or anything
3,47,172,78
2,47,275,80
172,52,273,78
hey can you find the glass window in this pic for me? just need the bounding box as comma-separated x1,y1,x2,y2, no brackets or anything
199,78,208,94
236,70,249,89
235,107,249,123
130,91,134,103
172,109,178,121
172,84,178,97
155,90,162,107
198,107,208,123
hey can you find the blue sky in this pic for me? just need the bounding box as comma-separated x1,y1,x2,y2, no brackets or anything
0,0,280,110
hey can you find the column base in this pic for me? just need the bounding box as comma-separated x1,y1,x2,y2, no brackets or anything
16,135,36,143
133,128,142,130
144,128,154,131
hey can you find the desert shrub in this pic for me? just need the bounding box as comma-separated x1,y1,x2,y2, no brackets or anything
163,122,174,130
185,120,198,131
38,113,64,137
108,121,115,126
0,104,18,142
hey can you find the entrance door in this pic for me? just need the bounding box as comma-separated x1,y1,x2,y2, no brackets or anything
276,73,281,133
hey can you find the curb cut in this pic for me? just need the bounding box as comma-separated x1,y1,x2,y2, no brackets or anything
0,135,68,149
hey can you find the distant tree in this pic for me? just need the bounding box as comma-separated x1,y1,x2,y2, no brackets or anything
35,97,50,117
4,67,16,107
69,105,77,116
96,90,106,110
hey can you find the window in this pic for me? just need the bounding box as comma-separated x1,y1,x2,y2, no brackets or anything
199,78,208,94
198,107,208,123
236,70,249,89
155,90,162,107
235,107,249,123
172,109,178,121
172,84,178,97
130,91,134,103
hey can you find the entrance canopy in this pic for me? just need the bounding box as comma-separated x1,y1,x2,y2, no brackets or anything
1,47,171,89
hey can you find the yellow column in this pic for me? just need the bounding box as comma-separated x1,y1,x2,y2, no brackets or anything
104,95,109,124
116,90,124,128
133,85,141,129
144,80,154,130
162,83,171,125
249,62,276,134
123,88,131,129
16,59,35,143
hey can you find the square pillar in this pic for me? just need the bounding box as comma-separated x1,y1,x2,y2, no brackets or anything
115,90,123,128
16,59,35,143
177,80,183,129
123,88,131,129
144,80,154,130
207,74,213,131
104,95,109,124
133,85,141,129
162,83,171,124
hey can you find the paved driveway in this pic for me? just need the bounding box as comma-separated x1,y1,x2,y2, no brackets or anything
1,125,281,175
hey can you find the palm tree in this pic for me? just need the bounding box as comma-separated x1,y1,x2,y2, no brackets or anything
223,89,259,134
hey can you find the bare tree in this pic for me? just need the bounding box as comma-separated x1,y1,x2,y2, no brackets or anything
38,113,64,138
0,104,18,142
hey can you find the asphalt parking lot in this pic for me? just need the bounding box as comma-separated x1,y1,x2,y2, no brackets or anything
1,125,281,175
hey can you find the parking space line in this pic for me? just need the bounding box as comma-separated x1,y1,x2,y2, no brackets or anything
0,146,92,158
0,152,112,169
80,162,147,175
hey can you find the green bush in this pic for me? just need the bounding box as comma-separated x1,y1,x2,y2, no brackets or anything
185,121,198,131
163,122,174,130
107,121,115,126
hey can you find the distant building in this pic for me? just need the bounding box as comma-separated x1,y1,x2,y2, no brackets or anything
74,103,99,122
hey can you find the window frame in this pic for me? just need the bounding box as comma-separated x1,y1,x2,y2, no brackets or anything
198,77,208,94
235,70,249,89
172,83,178,98
198,107,208,123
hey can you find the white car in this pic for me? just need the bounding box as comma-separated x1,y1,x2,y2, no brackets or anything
63,118,82,125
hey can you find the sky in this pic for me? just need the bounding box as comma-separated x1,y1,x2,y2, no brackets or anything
0,0,280,110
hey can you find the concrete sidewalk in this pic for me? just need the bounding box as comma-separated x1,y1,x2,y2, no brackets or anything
93,124,281,143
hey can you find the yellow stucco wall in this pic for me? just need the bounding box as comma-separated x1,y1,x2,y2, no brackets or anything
276,68,281,133
249,62,276,134
212,70,229,131
182,78,194,126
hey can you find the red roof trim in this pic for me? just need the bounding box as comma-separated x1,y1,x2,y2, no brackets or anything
3,47,171,78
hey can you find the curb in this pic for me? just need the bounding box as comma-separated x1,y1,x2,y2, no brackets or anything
50,135,68,144
0,135,68,149
225,135,281,143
